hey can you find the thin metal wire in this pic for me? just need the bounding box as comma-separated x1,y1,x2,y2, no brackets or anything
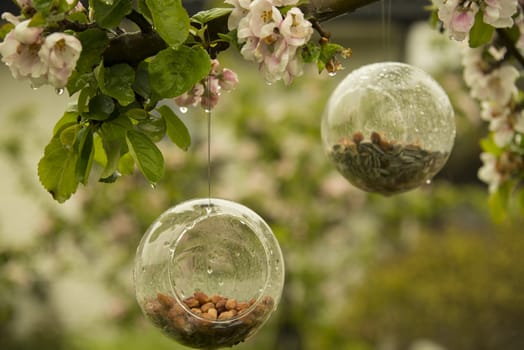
206,74,212,205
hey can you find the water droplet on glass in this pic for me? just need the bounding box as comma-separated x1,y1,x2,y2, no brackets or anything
265,81,273,86
55,88,64,96
141,267,146,272
235,251,241,257
163,241,170,247
218,280,224,287
150,183,157,189
207,266,213,274
328,72,337,77
179,107,188,114
30,84,38,90
204,108,211,113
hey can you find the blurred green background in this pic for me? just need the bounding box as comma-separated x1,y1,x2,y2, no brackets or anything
1,6,523,350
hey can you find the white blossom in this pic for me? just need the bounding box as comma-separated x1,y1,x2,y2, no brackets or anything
469,65,519,105
224,0,252,30
0,20,47,83
478,152,502,193
279,7,313,47
483,0,518,28
38,32,82,88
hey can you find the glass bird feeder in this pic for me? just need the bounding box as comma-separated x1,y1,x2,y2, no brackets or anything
134,198,285,349
321,62,455,195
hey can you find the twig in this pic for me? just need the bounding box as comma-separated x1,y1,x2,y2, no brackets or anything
496,28,524,69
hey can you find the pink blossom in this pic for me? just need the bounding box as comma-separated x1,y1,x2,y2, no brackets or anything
483,0,518,28
219,68,239,91
434,0,478,41
38,32,82,88
175,60,238,110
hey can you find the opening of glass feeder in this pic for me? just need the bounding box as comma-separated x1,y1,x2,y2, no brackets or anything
321,61,456,195
134,198,285,349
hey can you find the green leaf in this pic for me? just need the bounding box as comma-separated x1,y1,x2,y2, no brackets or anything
118,152,135,175
125,108,149,120
136,0,153,23
98,114,132,179
480,135,504,157
90,0,133,29
191,8,232,25
87,94,115,120
0,23,15,41
137,116,166,142
67,71,97,96
126,130,164,184
32,0,54,15
302,42,321,64
317,43,344,72
98,64,136,106
469,10,494,48
38,133,80,203
157,105,191,150
75,126,94,185
145,0,189,47
60,124,79,148
75,29,109,73
149,46,211,99
133,61,151,99
53,111,79,135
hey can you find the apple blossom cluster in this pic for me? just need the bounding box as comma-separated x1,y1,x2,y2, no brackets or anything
0,12,82,89
433,0,524,193
433,0,519,41
175,59,239,110
462,45,524,192
225,0,313,84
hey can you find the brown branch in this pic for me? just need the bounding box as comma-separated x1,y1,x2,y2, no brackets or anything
101,0,379,65
301,0,380,22
496,28,524,69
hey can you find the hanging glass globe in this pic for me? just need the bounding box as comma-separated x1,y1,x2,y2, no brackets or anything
134,198,285,349
321,62,456,195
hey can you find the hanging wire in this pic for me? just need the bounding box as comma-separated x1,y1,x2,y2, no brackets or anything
206,74,212,205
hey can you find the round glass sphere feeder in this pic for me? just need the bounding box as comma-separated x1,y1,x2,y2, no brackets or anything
134,198,285,349
321,62,456,195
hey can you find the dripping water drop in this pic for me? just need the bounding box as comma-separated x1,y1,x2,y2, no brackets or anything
30,84,38,90
55,88,64,96
328,71,337,77
265,81,273,86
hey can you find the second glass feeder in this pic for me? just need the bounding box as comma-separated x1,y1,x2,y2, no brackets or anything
134,198,284,349
321,62,456,195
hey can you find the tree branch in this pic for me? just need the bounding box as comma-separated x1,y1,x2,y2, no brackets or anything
102,0,379,66
301,0,380,22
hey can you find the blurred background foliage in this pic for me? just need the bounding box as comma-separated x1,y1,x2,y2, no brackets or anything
1,4,524,350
